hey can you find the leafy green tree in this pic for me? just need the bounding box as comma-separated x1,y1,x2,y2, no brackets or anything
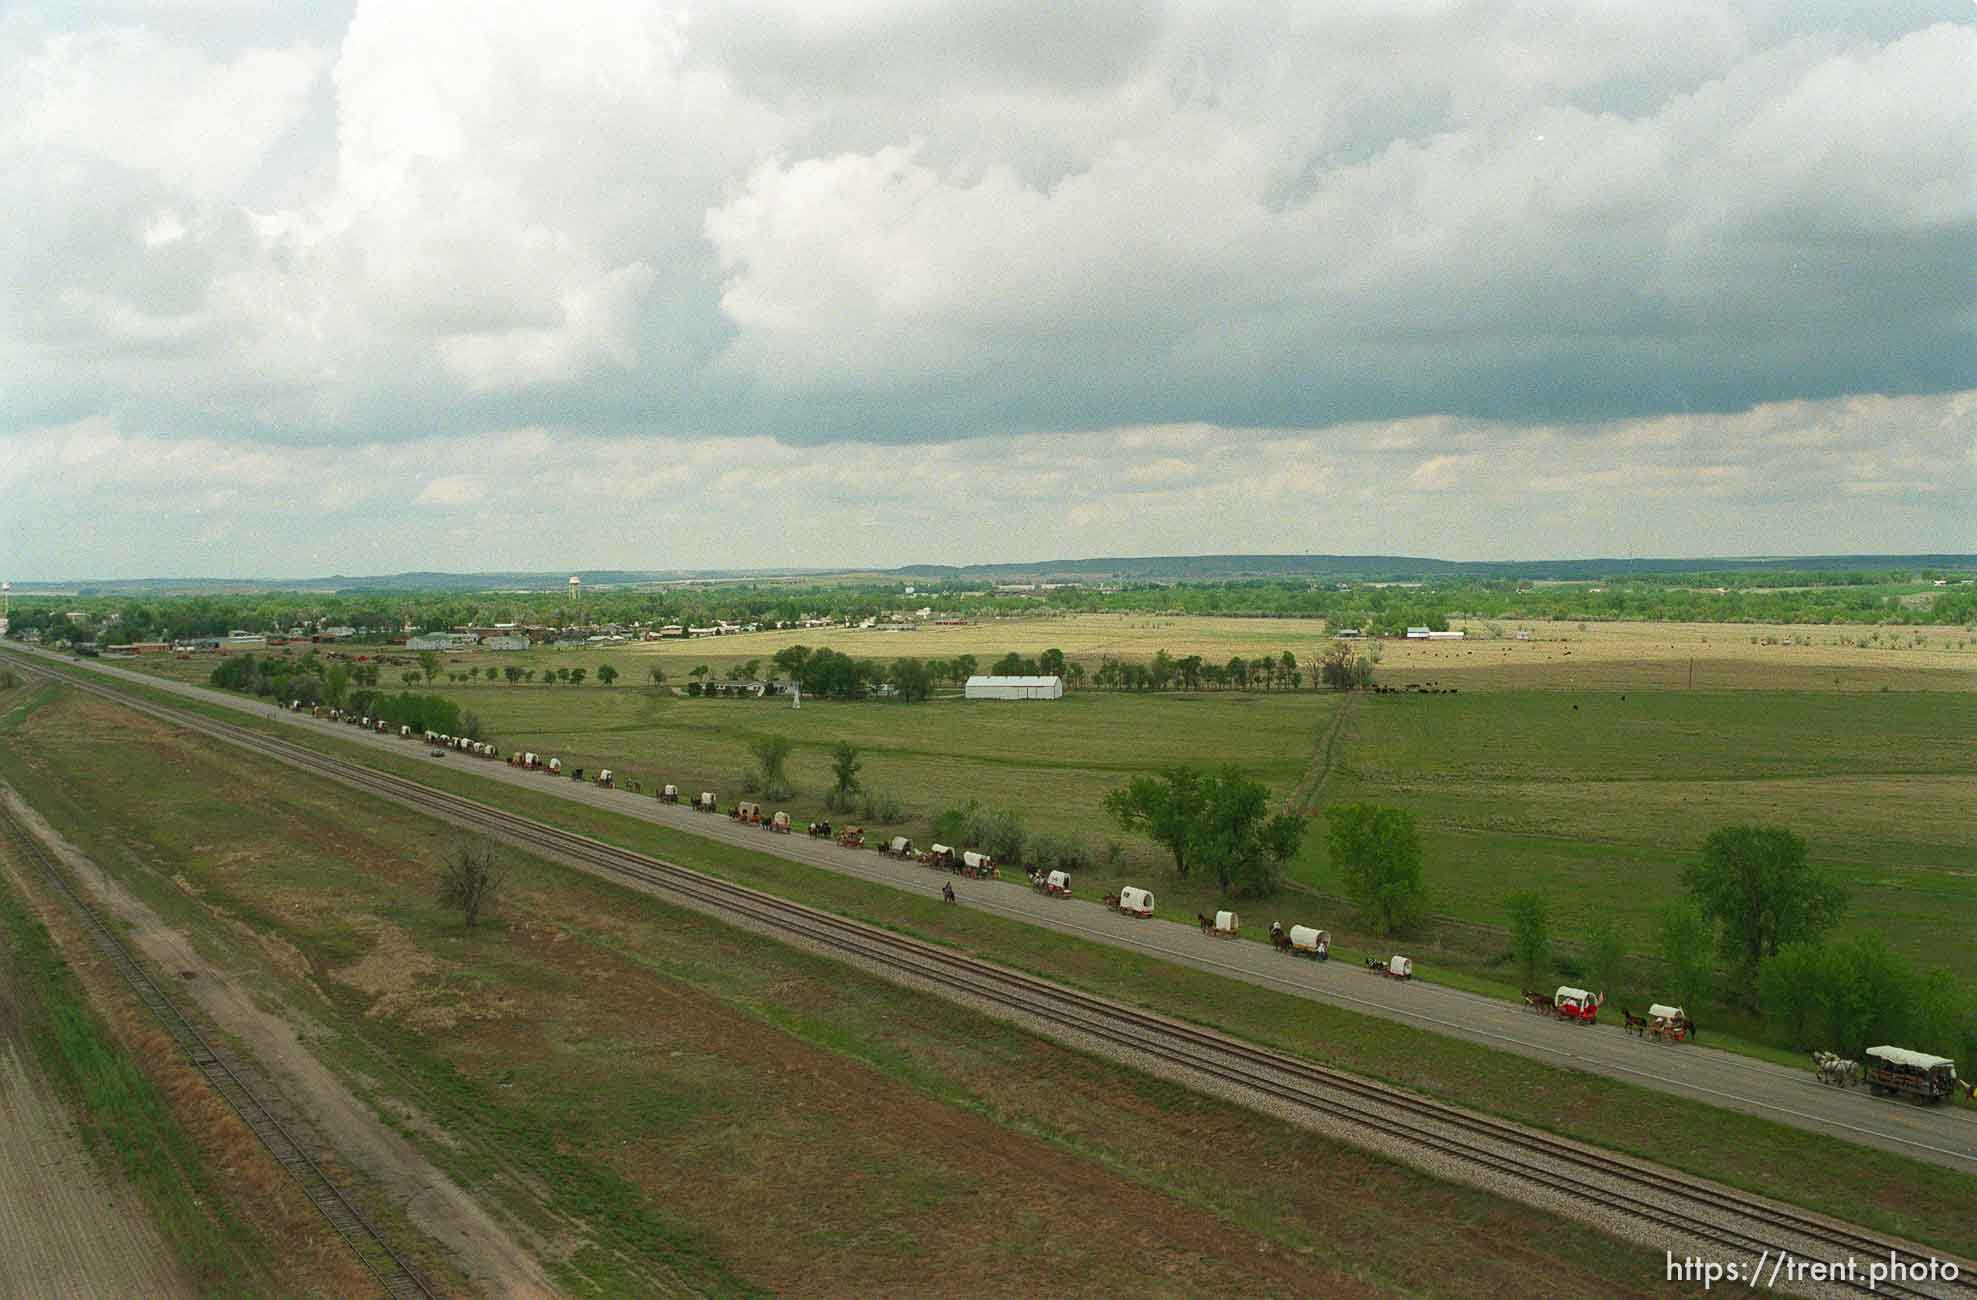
1505,891,1552,989
1655,902,1716,1014
1105,767,1208,879
1682,824,1848,989
829,741,863,807
689,664,709,682
1187,767,1305,897
596,664,618,686
1325,803,1427,935
742,658,762,681
1064,661,1086,690
889,657,932,701
749,733,795,798
992,651,1025,676
1226,656,1249,689
1039,648,1065,678
647,665,666,686
504,665,523,684
401,669,421,687
1279,651,1298,689
771,645,812,679
1583,915,1628,1003
324,664,351,708
418,650,440,684
952,654,977,685
569,668,588,687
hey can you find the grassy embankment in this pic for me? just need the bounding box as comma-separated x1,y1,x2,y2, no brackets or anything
0,806,262,1289
0,682,1703,1297
11,656,1975,1260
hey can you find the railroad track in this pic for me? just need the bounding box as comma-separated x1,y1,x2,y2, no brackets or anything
0,800,436,1300
13,655,1977,1298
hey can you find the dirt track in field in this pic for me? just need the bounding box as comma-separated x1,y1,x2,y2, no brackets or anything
0,879,193,1300
2,789,558,1299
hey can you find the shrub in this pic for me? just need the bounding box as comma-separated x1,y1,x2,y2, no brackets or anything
964,807,1027,865
764,780,794,802
736,770,761,794
1026,833,1092,872
860,790,905,824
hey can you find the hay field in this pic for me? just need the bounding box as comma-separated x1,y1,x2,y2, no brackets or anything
434,613,1976,694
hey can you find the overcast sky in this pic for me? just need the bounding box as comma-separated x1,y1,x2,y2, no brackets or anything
2,1,1972,580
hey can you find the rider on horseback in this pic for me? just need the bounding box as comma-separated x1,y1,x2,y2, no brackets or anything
942,882,956,904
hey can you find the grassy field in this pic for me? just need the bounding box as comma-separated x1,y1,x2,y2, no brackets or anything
0,684,1715,1296
24,667,1977,1259
112,615,1977,1002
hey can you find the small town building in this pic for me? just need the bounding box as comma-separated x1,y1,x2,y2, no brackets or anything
964,674,1064,701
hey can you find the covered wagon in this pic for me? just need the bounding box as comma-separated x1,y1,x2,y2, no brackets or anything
546,757,562,775
885,835,915,859
660,784,680,803
1554,986,1601,1024
596,769,614,788
695,791,718,812
769,810,791,833
1864,1046,1959,1103
1115,885,1153,916
400,724,412,738
837,825,866,848
1648,1004,1691,1042
961,850,994,878
1042,869,1072,897
1380,955,1414,980
1288,925,1329,960
1211,910,1239,938
732,800,760,823
927,843,956,869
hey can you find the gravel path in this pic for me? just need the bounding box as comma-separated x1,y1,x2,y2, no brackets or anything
19,647,1977,1175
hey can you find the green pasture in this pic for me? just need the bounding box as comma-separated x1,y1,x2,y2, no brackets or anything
1297,689,1977,984
424,680,1333,845
84,646,1977,990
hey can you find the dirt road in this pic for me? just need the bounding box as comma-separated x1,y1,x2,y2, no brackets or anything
18,647,1977,1175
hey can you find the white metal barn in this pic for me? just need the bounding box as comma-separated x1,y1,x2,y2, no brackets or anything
964,674,1064,700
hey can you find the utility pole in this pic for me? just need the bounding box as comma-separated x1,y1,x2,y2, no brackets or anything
1688,657,1694,689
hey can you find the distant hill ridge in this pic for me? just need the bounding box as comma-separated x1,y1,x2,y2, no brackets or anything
10,553,1973,596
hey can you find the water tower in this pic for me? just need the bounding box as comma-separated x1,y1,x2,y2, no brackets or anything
568,575,581,606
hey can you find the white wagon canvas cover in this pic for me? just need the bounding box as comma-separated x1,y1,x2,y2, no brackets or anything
1649,1004,1685,1021
1389,955,1414,977
1288,925,1327,950
1866,1046,1956,1070
1214,910,1238,933
1118,886,1154,914
962,850,991,870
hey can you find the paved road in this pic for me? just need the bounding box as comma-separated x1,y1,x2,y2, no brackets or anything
15,646,1977,1175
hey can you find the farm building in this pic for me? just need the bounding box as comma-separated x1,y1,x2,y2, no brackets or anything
481,635,531,651
964,674,1064,701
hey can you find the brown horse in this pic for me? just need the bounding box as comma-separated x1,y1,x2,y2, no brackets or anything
1621,1008,1649,1037
1270,929,1292,953
1197,912,1215,933
1522,990,1555,1015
